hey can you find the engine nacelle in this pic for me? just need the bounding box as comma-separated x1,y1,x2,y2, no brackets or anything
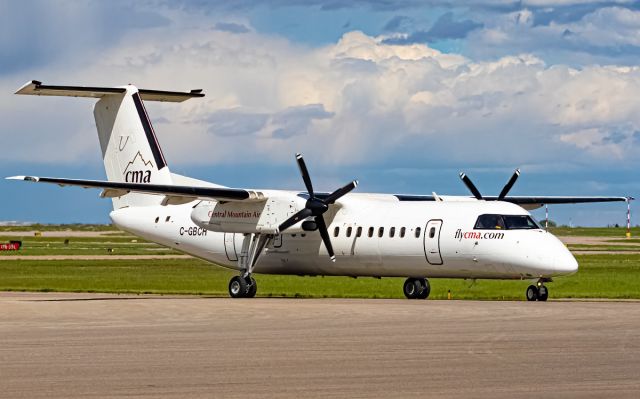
190,195,307,234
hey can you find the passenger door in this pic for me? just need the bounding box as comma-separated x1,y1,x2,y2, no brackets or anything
423,219,443,265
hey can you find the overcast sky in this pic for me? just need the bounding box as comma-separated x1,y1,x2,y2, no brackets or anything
1,0,638,226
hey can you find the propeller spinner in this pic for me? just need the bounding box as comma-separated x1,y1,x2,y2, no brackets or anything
459,169,521,200
278,154,358,262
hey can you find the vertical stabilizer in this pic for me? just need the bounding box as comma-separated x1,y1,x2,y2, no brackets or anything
14,80,205,209
94,86,172,208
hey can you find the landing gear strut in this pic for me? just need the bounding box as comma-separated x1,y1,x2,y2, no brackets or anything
526,280,549,302
228,233,272,299
403,277,430,300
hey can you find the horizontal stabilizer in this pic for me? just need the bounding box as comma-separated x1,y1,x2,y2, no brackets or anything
6,176,266,203
15,80,204,102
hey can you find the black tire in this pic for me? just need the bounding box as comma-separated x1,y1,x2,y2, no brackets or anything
538,285,548,301
526,285,538,301
403,278,420,299
246,277,257,298
229,276,247,298
417,278,431,299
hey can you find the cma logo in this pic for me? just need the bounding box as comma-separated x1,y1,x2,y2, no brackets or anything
123,151,154,183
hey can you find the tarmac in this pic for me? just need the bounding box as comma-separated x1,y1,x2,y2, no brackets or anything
1,292,639,398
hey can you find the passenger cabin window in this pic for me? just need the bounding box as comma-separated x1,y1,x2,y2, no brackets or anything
165,216,171,222
415,227,421,238
346,227,352,237
368,227,374,238
334,227,340,237
356,227,362,237
154,217,159,223
429,227,436,238
474,214,540,230
400,227,406,238
378,227,384,238
389,227,395,238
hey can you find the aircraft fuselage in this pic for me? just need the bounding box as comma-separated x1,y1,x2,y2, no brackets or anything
110,195,578,280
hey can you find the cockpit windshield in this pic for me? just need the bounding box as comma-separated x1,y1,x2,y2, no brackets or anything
474,214,541,230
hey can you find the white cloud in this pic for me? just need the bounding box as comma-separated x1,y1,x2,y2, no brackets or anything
2,9,640,173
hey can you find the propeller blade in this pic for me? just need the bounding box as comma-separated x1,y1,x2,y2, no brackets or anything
315,215,335,262
324,180,358,204
278,208,313,233
295,153,314,198
459,172,483,200
498,168,521,200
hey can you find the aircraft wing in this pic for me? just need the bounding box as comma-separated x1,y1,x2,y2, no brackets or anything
394,194,631,210
486,196,632,205
6,176,265,205
395,194,630,203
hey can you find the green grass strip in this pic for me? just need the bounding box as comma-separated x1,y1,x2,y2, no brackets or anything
1,254,639,299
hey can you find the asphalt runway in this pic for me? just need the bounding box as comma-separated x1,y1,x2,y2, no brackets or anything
1,293,639,398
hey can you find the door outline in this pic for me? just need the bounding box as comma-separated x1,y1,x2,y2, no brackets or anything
224,232,238,262
423,219,443,265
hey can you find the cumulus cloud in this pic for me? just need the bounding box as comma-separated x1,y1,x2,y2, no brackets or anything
2,5,640,175
466,6,640,64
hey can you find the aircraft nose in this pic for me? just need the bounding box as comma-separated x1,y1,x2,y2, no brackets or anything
554,246,578,275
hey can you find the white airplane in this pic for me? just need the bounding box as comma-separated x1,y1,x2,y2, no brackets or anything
9,81,632,301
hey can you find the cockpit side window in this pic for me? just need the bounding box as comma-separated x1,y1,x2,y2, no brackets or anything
474,214,541,230
503,215,540,230
474,214,505,230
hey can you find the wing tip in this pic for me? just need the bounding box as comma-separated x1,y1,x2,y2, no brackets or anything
6,175,38,182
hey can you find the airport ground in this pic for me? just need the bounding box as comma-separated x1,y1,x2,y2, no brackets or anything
1,292,639,398
1,226,639,397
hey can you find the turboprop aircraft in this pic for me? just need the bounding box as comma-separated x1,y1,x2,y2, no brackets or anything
8,81,632,301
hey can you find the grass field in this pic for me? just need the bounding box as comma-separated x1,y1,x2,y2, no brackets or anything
0,235,180,256
0,224,116,232
0,255,638,299
0,226,639,299
549,226,639,237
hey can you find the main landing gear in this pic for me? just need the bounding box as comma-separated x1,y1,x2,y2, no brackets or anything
228,233,272,299
526,280,549,302
403,277,430,300
229,275,257,298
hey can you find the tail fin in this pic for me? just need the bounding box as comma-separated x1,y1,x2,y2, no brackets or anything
16,81,204,209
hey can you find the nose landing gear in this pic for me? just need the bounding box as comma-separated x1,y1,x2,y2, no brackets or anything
526,280,549,302
403,277,430,299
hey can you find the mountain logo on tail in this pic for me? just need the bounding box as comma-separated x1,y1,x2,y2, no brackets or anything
123,151,154,183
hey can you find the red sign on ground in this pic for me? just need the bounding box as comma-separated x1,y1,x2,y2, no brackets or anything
0,241,22,251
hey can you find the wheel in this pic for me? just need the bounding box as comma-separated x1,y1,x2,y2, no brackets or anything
526,285,538,301
403,278,422,299
537,285,548,301
417,278,431,299
246,277,257,298
229,276,248,298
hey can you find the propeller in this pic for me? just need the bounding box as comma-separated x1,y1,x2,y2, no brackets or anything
459,169,521,201
278,153,358,262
